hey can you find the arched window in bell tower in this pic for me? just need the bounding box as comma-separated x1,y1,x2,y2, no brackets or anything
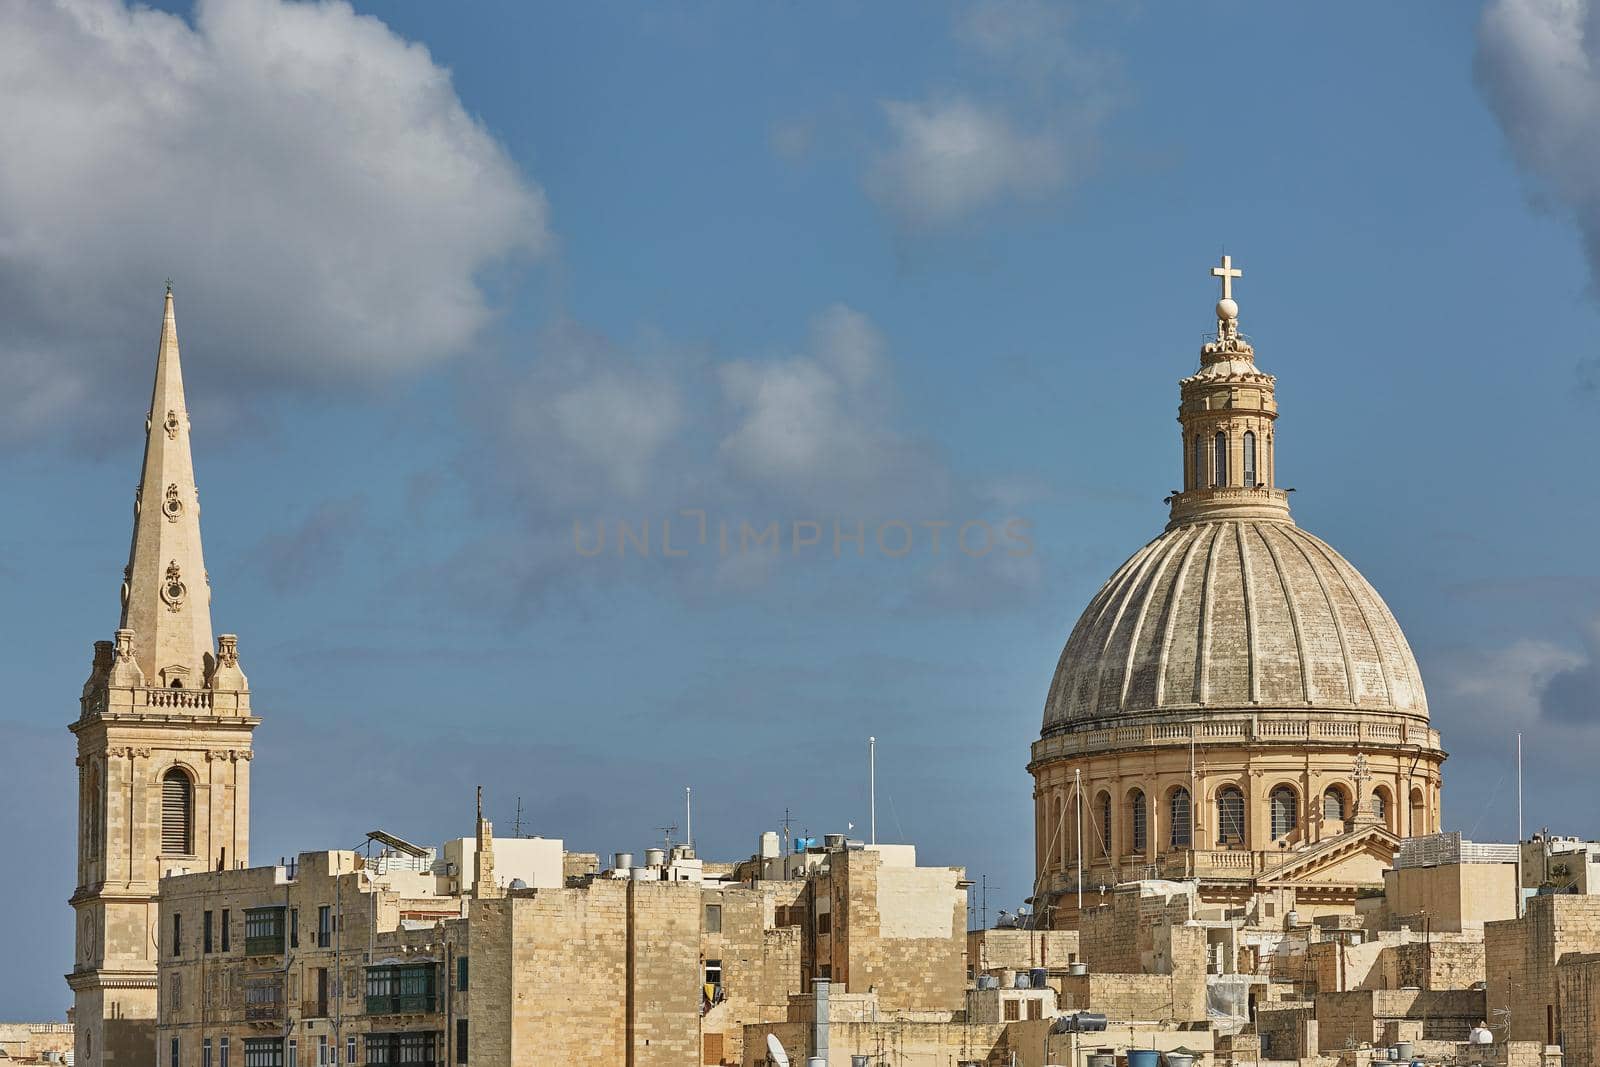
1213,431,1228,487
1243,431,1257,488
161,768,194,855
1192,435,1203,490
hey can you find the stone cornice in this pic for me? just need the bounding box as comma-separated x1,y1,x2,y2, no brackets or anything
66,966,157,992
1030,710,1444,773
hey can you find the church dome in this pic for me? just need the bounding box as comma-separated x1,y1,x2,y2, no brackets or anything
1040,256,1428,737
1041,518,1428,735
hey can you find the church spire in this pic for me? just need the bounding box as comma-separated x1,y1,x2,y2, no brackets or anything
1166,253,1292,528
118,285,218,689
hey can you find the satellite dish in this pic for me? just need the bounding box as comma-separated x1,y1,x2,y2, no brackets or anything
766,1033,790,1067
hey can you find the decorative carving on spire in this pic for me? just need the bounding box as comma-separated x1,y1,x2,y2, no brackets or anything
163,409,181,440
1201,253,1254,359
161,560,186,611
163,484,183,522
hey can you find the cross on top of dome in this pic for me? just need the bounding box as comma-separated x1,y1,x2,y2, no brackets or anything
1203,251,1252,358
1211,254,1241,302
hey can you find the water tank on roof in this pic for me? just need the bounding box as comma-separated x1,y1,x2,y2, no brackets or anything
1030,967,1049,988
613,852,633,871
824,833,847,850
645,848,666,867
1014,972,1032,988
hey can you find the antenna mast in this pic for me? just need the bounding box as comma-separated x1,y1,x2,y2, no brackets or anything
869,736,877,846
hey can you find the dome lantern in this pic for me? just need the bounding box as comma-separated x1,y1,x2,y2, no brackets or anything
1168,254,1291,527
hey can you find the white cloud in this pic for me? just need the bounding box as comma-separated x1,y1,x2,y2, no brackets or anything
861,1,1118,230
866,98,1066,228
717,304,945,511
1477,0,1600,290
489,319,686,505
0,0,547,433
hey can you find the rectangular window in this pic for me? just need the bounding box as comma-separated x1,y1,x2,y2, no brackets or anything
704,959,722,987
455,1020,467,1065
456,956,468,992
704,903,722,933
222,908,230,952
205,1038,213,1067
1028,998,1043,1020
204,910,214,953
1004,998,1020,1021
318,905,332,948
288,1040,297,1067
244,977,285,1023
315,967,330,1017
815,911,831,935
317,1037,329,1066
172,1037,181,1067
290,907,299,949
242,1038,284,1067
173,912,183,956
366,963,439,1014
221,1038,230,1067
244,907,287,955
347,1037,357,1065
366,1032,441,1066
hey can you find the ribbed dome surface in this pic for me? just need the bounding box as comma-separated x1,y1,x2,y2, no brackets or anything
1042,520,1428,733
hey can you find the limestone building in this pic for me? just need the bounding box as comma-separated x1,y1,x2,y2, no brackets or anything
152,828,966,1067
1030,257,1446,927
68,289,259,1067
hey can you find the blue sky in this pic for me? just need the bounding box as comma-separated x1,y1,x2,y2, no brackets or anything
3,0,1599,1016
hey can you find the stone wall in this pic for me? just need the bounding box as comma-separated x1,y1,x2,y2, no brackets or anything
742,1019,1045,1067
1486,895,1600,1045
967,928,1081,972
825,850,966,1013
1314,989,1485,1052
1557,953,1600,1067
702,883,806,1065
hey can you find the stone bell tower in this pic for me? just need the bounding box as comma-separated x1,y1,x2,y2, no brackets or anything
67,288,260,1067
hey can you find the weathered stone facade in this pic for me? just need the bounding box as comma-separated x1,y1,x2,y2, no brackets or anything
1487,895,1600,1047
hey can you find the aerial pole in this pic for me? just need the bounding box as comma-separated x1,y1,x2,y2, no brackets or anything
869,736,877,845
685,786,693,851
1075,767,1083,912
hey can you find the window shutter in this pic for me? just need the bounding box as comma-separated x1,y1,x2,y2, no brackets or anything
162,771,192,854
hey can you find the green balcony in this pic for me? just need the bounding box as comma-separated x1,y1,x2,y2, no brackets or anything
364,993,438,1015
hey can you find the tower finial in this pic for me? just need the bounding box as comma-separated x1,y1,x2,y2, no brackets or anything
1203,252,1252,359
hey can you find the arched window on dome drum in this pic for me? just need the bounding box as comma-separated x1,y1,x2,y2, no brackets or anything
1193,435,1204,490
1270,786,1298,839
1409,787,1426,835
1213,431,1228,487
161,768,194,855
1096,792,1112,859
1216,787,1245,846
1129,790,1147,854
1169,788,1192,849
1372,788,1390,827
1323,787,1346,823
1243,431,1257,488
